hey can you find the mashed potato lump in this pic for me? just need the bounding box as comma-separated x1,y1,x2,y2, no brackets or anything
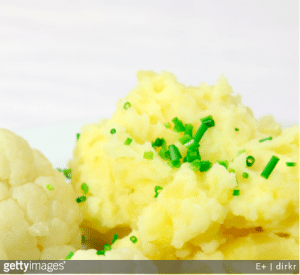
69,71,298,260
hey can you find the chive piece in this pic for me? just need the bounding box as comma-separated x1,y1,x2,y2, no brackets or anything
184,149,201,163
123,102,131,110
65,251,74,260
81,183,89,194
152,138,166,148
158,145,169,160
82,234,86,243
259,136,273,143
112,233,118,244
169,145,182,161
199,160,212,172
201,115,215,128
190,159,201,172
233,190,240,196
228,168,235,173
76,196,87,203
62,168,72,179
261,155,280,179
193,123,208,144
96,250,105,255
164,122,171,128
218,160,228,169
172,117,185,132
184,124,193,137
143,151,154,160
110,128,116,134
57,168,62,172
104,244,111,252
246,156,255,167
185,139,200,151
76,133,81,140
179,135,192,145
46,184,54,191
242,172,249,178
124,138,133,145
235,128,239,131
130,236,138,243
238,149,246,155
286,162,296,167
154,186,163,198
167,159,181,168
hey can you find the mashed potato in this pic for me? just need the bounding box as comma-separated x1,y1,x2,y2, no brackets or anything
0,129,82,260
69,71,298,260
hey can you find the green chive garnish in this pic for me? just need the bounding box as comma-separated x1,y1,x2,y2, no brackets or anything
124,138,133,145
179,135,192,145
143,151,154,160
246,156,255,167
169,145,182,160
184,124,193,137
286,162,296,167
112,233,118,244
242,172,249,178
233,190,240,196
104,244,111,251
154,186,163,198
65,251,74,260
190,159,201,172
261,155,280,179
76,196,87,203
110,128,116,134
130,236,138,243
172,117,185,132
218,160,228,169
259,136,273,143
183,149,200,163
81,183,89,194
238,149,246,155
76,133,80,140
201,115,215,128
96,250,105,255
164,122,171,128
46,184,54,191
123,102,131,110
199,160,212,172
235,128,239,131
158,145,170,160
228,168,235,173
152,138,166,148
82,234,86,243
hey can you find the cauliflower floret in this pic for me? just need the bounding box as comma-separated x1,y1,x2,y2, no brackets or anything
0,128,82,260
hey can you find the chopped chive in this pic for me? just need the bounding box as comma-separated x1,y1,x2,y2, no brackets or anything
76,133,81,140
65,251,74,260
169,145,182,161
123,102,131,110
96,250,105,255
76,196,87,203
154,186,163,198
143,151,154,160
130,236,138,243
184,149,201,163
57,168,62,172
261,155,280,179
172,117,185,132
124,137,133,145
112,233,118,244
190,159,201,172
246,156,255,167
201,115,215,128
152,138,166,148
82,234,86,243
185,139,200,151
259,136,273,143
193,123,208,144
104,244,111,251
164,122,171,128
167,159,181,168
179,135,192,145
46,184,54,191
184,124,193,137
199,160,212,172
218,160,228,169
158,145,170,160
242,172,249,178
235,128,239,131
81,183,89,194
238,149,246,155
233,190,240,196
110,128,116,134
228,168,235,173
286,162,296,167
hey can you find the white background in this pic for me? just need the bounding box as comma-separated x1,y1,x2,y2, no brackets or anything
0,0,299,133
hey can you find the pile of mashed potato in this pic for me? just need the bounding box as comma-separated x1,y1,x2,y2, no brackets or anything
69,71,298,260
0,129,82,260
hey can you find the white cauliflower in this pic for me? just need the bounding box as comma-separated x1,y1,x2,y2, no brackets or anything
0,128,82,260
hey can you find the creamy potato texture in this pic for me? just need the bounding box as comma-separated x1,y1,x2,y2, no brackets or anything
69,71,299,260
